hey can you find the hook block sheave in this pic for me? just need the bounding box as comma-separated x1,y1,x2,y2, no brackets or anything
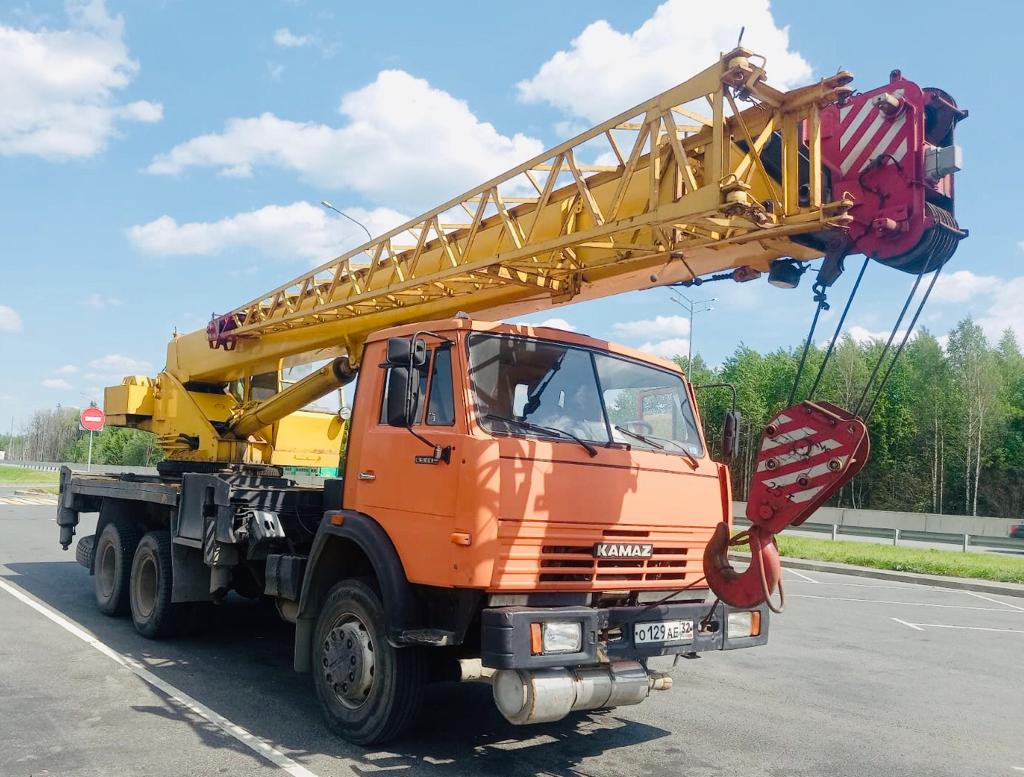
747,401,869,533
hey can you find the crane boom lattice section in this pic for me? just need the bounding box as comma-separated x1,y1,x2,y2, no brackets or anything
208,49,855,357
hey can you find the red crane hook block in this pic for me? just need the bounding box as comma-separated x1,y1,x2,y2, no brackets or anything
703,401,870,609
703,523,781,609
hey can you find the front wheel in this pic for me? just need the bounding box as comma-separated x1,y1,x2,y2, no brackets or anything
313,579,427,745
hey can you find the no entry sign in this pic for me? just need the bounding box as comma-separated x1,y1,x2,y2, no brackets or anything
80,406,106,432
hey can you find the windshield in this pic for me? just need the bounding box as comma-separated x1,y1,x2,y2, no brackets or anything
467,333,704,457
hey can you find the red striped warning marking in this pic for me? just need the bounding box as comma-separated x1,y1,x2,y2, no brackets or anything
836,89,909,176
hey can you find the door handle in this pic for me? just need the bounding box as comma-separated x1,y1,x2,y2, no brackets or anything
357,471,376,481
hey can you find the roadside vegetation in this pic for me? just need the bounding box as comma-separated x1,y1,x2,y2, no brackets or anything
1,417,162,467
688,318,1024,519
0,464,59,484
777,535,1024,584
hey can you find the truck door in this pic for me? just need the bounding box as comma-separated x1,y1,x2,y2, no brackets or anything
346,341,464,586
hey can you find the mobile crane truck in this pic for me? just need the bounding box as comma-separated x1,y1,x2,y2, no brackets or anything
57,49,965,744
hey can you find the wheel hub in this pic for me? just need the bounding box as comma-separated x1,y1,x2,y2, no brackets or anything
97,541,116,598
322,618,374,709
134,555,157,618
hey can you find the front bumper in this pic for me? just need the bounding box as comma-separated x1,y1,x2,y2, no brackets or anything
481,599,769,670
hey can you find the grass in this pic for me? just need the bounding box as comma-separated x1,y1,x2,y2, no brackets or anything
0,464,59,485
776,535,1024,585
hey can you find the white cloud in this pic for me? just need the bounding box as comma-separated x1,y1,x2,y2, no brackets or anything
515,317,577,332
267,61,285,81
842,325,905,345
517,0,812,122
146,70,543,209
273,27,311,48
42,378,72,390
637,337,690,360
613,315,690,339
83,292,121,309
0,0,162,159
118,99,162,123
55,364,79,374
128,201,410,263
978,276,1024,343
0,305,22,332
930,270,1000,303
89,353,152,375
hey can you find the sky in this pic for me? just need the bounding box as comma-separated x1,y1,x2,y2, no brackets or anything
0,0,1019,428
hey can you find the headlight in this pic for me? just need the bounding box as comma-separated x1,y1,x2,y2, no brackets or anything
727,610,761,638
533,621,582,654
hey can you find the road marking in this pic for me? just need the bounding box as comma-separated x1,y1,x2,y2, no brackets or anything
0,577,323,777
0,496,56,505
907,623,1024,635
961,591,1024,612
791,594,1023,613
785,580,954,593
786,569,819,584
890,617,924,631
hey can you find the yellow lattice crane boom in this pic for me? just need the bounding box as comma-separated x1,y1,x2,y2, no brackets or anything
106,48,964,466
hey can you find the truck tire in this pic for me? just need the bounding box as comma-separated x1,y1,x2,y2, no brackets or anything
94,518,142,616
313,579,427,745
129,531,187,639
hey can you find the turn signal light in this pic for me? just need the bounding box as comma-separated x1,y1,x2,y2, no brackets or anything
727,610,761,638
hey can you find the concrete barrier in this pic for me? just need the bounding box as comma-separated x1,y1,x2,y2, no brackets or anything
735,502,1018,538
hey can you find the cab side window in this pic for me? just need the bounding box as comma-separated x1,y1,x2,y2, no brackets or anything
377,346,455,426
378,360,428,425
426,348,455,426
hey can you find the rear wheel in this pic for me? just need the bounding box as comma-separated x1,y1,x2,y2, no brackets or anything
129,531,188,639
313,579,427,745
94,518,142,616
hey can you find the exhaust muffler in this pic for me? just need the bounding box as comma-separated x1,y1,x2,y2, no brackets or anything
492,661,671,725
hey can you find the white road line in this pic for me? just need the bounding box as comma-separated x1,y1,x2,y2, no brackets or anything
786,569,819,584
961,590,1024,612
791,594,1024,613
908,623,1024,635
0,577,323,777
787,581,951,593
891,617,924,631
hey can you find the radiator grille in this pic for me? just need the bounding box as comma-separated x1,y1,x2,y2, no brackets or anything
494,520,711,591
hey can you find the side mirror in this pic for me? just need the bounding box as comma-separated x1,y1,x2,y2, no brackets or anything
384,336,427,427
386,336,427,368
721,409,741,464
384,366,421,427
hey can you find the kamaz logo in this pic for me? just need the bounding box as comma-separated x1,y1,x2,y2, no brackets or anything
593,542,654,559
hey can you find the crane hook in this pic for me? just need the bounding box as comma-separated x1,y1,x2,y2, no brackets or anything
703,523,782,611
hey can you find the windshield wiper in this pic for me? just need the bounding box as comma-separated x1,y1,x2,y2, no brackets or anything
614,425,664,450
484,414,598,458
646,434,700,469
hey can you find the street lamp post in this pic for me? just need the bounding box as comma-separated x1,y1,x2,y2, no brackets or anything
667,289,715,375
320,200,373,242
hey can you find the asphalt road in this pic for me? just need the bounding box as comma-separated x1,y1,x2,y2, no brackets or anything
1,502,1022,777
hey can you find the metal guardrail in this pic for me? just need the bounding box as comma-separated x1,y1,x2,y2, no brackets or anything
1,461,157,476
735,517,1024,553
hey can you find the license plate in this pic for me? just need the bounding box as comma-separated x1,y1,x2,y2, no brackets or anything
634,619,694,645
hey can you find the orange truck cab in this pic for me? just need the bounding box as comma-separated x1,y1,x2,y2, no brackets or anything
294,317,768,737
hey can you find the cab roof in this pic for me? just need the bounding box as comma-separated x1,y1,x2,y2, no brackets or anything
366,317,687,377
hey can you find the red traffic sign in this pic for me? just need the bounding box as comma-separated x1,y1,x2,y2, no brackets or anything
80,407,106,432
